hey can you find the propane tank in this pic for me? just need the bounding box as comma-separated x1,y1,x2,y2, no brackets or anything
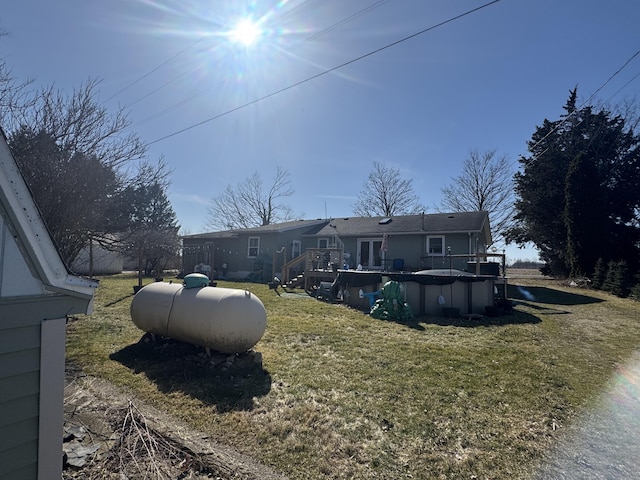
130,281,267,354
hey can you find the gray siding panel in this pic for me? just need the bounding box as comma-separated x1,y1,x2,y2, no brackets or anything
0,311,40,478
0,323,40,355
1,463,38,480
0,307,41,329
0,416,38,453
0,394,39,428
0,439,38,479
0,348,39,378
0,371,39,403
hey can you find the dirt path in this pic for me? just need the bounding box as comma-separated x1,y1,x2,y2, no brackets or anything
63,365,288,480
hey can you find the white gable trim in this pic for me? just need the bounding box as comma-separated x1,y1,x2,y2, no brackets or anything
0,129,96,299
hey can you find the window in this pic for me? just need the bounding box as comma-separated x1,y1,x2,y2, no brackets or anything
248,237,260,258
427,236,445,256
205,242,213,265
318,238,329,249
291,240,301,259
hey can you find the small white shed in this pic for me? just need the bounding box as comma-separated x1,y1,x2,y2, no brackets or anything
0,128,97,479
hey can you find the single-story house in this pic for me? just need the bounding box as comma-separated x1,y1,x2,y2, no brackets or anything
182,211,494,281
0,128,97,479
182,219,329,281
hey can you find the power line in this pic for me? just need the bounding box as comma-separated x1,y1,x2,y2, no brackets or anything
146,0,501,146
517,48,640,167
103,37,206,103
584,49,640,106
305,0,390,42
604,70,640,104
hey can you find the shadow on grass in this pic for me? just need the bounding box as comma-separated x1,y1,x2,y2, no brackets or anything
511,300,572,315
507,284,604,306
110,336,272,413
387,317,426,331
420,309,542,328
354,306,427,331
104,293,135,307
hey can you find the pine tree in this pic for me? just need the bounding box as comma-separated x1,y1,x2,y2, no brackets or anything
115,161,180,286
564,153,606,277
591,258,607,290
603,260,631,297
509,88,640,277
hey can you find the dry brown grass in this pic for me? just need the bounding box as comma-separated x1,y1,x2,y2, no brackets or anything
66,274,640,479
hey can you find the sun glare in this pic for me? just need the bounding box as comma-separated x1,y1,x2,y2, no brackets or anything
229,18,262,47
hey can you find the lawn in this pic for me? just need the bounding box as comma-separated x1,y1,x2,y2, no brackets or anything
66,274,640,479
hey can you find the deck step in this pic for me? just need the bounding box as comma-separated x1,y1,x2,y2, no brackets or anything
286,274,305,289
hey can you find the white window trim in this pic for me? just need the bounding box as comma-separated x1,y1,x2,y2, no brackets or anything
318,238,329,249
247,236,260,258
357,237,384,269
426,235,446,256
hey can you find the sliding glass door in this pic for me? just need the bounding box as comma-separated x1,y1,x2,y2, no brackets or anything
357,238,383,269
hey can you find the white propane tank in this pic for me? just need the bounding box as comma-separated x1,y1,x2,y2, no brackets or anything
130,282,267,354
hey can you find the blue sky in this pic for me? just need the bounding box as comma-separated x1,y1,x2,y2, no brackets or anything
2,0,639,262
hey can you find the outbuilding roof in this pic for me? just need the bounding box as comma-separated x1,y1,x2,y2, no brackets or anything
0,127,97,302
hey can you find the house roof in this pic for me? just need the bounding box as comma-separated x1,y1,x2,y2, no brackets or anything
0,127,97,303
311,212,491,239
182,218,329,240
182,212,492,244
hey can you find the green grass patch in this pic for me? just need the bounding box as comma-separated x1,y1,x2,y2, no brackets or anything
66,274,640,479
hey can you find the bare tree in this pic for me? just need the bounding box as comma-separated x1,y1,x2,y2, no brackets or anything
6,76,152,266
206,166,300,230
440,149,515,245
353,161,426,217
0,30,34,128
9,126,119,265
11,78,146,169
115,159,180,287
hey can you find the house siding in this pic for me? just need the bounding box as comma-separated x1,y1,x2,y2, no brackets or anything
1,125,96,480
0,310,40,479
0,438,38,480
183,213,492,278
0,295,85,480
184,230,315,280
338,234,474,271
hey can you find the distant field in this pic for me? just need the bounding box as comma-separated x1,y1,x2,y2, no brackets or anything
506,267,547,278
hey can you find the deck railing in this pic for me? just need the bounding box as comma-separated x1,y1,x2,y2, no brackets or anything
280,254,307,284
280,247,344,284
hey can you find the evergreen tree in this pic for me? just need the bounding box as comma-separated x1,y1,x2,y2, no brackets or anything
602,260,631,297
508,88,640,277
591,258,607,290
564,153,606,277
116,161,180,286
